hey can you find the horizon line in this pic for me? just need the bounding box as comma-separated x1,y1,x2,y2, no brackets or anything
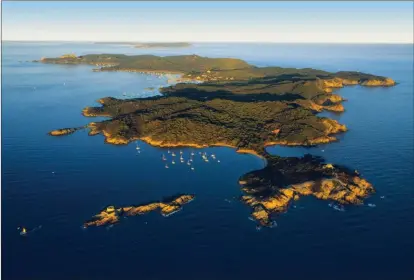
3,40,414,45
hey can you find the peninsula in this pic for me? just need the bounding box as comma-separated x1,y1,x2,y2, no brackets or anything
239,155,373,227
41,53,395,227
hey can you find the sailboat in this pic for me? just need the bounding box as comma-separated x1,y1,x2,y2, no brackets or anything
162,154,167,161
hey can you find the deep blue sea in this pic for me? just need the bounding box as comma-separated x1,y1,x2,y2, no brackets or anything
2,42,414,280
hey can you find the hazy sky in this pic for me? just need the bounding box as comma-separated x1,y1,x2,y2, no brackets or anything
3,1,413,43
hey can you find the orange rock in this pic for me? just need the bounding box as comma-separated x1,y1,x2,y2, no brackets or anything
83,195,195,228
49,128,76,136
361,78,395,87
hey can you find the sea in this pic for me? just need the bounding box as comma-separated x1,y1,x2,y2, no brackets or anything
2,42,413,280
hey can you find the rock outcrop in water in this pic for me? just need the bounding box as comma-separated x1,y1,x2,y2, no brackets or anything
239,154,374,227
48,127,85,136
83,194,195,228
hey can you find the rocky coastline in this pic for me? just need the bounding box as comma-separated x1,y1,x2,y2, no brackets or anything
41,53,395,227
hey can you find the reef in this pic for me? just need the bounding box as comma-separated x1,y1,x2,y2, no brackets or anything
83,194,195,228
239,154,374,227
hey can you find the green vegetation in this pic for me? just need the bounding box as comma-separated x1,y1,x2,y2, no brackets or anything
240,154,358,193
42,53,392,225
81,95,345,155
42,53,395,155
37,54,251,73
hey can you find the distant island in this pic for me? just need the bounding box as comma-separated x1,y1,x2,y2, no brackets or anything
39,53,395,227
93,42,192,48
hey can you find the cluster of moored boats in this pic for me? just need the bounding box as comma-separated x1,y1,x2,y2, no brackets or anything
162,149,221,171
134,141,221,171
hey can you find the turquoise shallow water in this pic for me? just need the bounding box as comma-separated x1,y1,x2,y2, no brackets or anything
2,42,414,280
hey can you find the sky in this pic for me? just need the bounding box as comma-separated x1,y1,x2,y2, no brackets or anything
2,1,413,43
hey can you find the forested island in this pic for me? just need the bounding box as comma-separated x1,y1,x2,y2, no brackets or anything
41,53,395,227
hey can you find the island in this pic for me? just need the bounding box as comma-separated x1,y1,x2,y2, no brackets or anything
83,194,195,228
93,42,192,48
39,53,395,227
